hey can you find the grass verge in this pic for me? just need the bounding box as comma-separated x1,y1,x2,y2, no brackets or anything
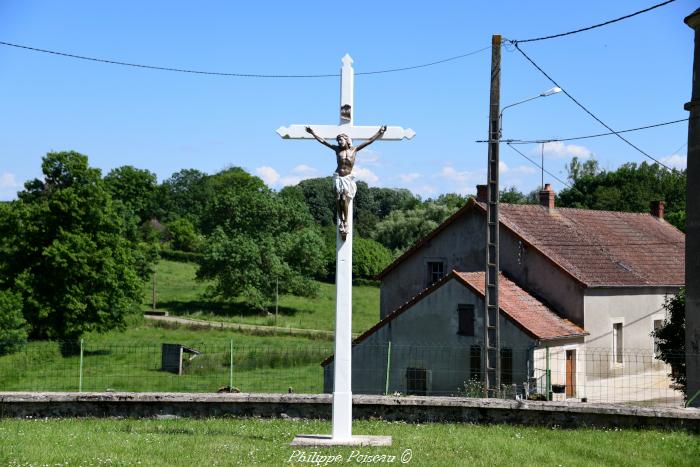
0,417,697,466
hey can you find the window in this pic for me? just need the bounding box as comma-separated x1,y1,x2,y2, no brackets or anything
458,304,475,336
406,367,427,395
426,261,445,286
469,345,481,380
501,348,513,385
613,322,623,364
653,319,664,356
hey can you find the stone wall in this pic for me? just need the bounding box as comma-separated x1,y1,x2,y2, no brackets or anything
1,392,698,432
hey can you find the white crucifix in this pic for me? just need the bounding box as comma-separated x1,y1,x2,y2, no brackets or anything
278,54,414,446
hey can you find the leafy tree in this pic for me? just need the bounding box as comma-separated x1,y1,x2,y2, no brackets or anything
104,165,158,222
559,159,686,231
157,168,211,225
167,218,203,252
373,202,456,253
0,290,28,355
651,288,686,395
353,237,393,278
370,187,420,218
0,152,148,341
499,186,531,204
197,170,324,311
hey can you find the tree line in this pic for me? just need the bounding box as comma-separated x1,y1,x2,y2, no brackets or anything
0,151,687,349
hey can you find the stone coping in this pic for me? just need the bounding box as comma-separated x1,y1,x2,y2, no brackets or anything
2,392,698,421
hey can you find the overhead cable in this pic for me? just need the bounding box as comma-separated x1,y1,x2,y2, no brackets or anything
506,143,577,191
511,42,673,171
511,0,677,43
0,40,489,78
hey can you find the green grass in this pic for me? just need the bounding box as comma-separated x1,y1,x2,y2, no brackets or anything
145,259,380,333
1,418,697,466
0,321,332,393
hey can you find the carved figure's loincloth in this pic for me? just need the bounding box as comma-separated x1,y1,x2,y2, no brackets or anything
333,172,356,199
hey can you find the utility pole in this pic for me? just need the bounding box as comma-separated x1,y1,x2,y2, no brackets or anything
684,7,700,407
484,33,501,396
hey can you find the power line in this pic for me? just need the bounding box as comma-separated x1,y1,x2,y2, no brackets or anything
512,0,677,43
0,40,489,78
505,118,689,145
506,143,577,191
511,42,673,171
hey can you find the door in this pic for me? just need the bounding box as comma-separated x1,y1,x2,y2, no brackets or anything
566,350,576,398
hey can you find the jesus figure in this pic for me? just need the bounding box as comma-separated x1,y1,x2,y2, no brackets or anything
305,125,386,239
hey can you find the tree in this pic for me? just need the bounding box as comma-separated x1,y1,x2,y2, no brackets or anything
373,202,456,253
559,159,686,231
652,288,686,395
104,165,158,222
0,152,148,341
156,168,211,226
353,237,393,278
197,169,324,311
0,290,28,355
167,218,203,252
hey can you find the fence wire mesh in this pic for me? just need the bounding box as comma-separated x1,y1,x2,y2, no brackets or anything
0,340,688,407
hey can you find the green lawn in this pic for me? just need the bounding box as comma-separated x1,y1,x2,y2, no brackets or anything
0,321,332,393
145,259,380,334
1,417,697,466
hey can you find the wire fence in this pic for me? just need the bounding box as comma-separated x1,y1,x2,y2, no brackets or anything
0,340,689,407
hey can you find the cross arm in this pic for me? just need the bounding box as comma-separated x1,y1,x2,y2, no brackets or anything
276,124,416,141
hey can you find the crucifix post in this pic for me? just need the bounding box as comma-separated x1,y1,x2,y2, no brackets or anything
279,54,414,445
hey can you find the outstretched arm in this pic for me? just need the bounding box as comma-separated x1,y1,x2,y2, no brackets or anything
306,126,336,150
356,125,387,151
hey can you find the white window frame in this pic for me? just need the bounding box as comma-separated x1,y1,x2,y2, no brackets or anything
611,318,625,367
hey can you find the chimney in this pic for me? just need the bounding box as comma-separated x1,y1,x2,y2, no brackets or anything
476,184,488,203
539,183,555,209
650,200,665,219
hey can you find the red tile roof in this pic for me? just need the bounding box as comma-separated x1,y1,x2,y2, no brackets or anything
493,203,685,287
454,271,586,340
321,270,586,366
377,198,685,287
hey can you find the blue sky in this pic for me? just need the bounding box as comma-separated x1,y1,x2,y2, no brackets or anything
0,1,695,201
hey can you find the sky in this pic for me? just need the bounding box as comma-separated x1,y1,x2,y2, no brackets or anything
0,1,695,201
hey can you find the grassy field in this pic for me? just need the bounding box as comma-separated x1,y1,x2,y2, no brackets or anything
144,259,380,334
1,417,697,466
0,321,332,393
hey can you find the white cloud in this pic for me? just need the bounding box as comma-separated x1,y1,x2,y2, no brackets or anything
541,141,592,159
1,172,18,188
353,166,379,184
398,172,422,183
414,184,437,196
434,165,480,183
660,154,686,169
499,161,509,173
512,165,536,175
291,164,318,175
357,149,381,166
256,164,321,187
255,166,280,185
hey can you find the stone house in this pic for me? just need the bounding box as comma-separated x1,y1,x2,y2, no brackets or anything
322,184,685,401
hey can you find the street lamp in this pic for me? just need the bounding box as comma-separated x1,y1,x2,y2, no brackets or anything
499,87,561,137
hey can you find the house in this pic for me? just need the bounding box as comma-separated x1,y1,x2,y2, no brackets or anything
322,184,685,402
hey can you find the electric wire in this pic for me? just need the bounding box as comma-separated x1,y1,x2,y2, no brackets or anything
506,142,577,191
505,118,689,145
511,42,673,171
0,40,490,78
512,0,677,43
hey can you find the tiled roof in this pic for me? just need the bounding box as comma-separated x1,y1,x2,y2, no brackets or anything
321,270,586,366
377,198,685,287
454,271,587,340
491,203,685,287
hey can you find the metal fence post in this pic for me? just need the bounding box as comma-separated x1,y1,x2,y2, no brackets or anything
545,346,551,401
384,341,392,395
229,339,234,390
79,339,84,393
